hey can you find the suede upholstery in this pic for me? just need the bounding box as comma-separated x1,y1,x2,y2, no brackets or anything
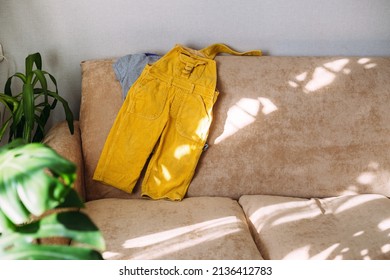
79,57,390,200
84,197,262,260
44,55,390,260
239,194,390,260
43,121,85,200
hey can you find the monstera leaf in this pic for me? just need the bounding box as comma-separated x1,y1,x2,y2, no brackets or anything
0,140,105,259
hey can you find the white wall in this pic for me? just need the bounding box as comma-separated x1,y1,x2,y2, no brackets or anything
1,0,390,129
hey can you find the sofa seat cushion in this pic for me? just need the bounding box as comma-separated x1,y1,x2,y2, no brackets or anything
85,196,263,260
239,194,390,260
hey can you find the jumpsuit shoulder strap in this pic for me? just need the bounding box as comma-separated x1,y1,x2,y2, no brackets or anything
199,43,262,59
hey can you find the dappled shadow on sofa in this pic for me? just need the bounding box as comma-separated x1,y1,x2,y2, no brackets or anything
189,56,390,199
240,194,390,260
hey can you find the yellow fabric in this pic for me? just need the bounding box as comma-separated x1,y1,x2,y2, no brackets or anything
93,44,261,200
200,43,262,59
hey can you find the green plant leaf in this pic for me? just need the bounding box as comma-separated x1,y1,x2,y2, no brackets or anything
47,91,74,135
0,178,30,224
32,104,51,142
0,93,18,111
0,141,76,223
25,53,42,79
22,83,35,142
0,141,104,260
1,52,74,143
0,211,105,252
0,118,11,141
0,208,16,234
18,211,105,250
56,188,84,209
8,100,23,141
33,70,48,93
4,73,26,97
0,244,103,260
45,72,59,109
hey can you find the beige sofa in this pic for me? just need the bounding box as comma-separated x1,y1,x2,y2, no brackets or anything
44,56,390,260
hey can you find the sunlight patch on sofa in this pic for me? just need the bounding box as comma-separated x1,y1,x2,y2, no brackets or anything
121,216,242,259
353,230,365,237
270,209,321,227
378,218,390,231
284,243,344,260
214,97,277,144
102,251,122,259
360,248,371,259
248,201,321,230
259,97,278,115
381,244,390,254
357,171,376,185
288,58,356,93
304,67,336,92
333,195,382,214
283,245,311,259
324,58,349,72
358,58,377,69
358,58,371,64
312,243,341,260
123,216,240,247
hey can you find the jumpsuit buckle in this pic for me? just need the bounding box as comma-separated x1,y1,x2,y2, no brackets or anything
182,63,194,75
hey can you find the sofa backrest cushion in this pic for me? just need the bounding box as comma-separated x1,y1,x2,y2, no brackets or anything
80,56,390,201
80,59,138,201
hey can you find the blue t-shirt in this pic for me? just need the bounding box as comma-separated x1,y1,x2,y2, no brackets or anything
113,53,161,99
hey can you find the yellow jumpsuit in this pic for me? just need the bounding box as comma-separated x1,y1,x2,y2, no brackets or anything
93,43,261,200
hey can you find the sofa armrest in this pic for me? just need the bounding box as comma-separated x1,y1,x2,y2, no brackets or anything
43,121,86,201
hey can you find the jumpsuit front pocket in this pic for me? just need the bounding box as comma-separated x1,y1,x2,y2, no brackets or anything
176,93,213,143
130,76,168,120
